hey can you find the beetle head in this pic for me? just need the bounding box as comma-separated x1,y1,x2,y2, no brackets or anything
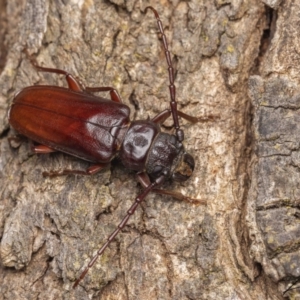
146,133,195,182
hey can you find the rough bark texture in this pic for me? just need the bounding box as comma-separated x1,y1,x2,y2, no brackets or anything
0,0,294,299
247,0,300,298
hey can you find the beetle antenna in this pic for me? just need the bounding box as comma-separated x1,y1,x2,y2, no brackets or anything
144,6,184,142
73,179,163,288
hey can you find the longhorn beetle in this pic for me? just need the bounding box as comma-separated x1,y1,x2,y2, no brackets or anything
8,7,215,288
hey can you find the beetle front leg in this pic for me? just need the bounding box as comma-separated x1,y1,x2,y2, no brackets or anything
137,172,206,205
177,110,219,123
151,109,219,125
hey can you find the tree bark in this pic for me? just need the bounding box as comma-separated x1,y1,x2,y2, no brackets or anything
0,0,294,299
247,0,300,298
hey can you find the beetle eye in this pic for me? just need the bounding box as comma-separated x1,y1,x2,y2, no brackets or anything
151,165,163,178
169,135,177,145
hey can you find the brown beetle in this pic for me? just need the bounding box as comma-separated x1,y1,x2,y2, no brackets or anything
8,7,214,288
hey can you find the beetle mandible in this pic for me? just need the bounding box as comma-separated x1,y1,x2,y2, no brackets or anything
8,7,215,288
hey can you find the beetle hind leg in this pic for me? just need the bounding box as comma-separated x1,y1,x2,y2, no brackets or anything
42,163,109,178
85,86,122,103
25,51,122,100
25,51,83,91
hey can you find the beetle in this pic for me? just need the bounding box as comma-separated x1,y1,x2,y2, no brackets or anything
8,7,215,288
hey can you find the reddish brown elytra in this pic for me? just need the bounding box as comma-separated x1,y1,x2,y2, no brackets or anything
9,7,214,288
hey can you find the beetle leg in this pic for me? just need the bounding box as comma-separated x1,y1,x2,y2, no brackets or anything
26,52,82,91
151,189,206,205
43,163,109,177
65,74,83,91
177,110,219,123
42,70,83,91
84,87,122,103
32,144,57,154
151,109,219,125
86,164,109,175
29,59,83,92
27,52,122,99
151,109,171,124
137,172,206,205
136,172,152,187
32,145,108,175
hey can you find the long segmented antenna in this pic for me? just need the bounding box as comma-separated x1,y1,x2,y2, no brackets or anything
73,179,162,288
145,6,184,142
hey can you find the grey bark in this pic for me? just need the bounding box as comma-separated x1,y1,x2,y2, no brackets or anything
0,0,294,299
247,0,300,298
